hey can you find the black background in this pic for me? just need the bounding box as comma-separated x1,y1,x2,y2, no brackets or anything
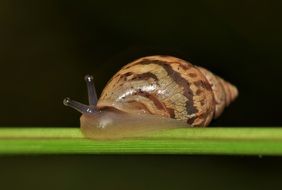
1,0,282,127
1,1,282,189
1,155,282,190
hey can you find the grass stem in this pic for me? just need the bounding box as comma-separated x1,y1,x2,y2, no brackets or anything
1,127,282,155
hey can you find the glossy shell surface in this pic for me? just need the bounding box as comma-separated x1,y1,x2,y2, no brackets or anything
97,55,238,126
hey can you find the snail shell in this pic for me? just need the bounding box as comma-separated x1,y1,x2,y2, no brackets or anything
64,55,238,139
97,55,238,127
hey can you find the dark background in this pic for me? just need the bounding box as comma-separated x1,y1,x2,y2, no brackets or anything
1,0,282,189
1,0,282,127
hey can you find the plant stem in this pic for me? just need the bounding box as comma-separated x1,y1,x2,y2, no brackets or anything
1,127,282,155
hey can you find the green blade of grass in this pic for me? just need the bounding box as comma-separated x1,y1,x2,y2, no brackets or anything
1,127,282,155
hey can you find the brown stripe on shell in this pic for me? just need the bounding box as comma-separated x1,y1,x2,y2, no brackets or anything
121,56,191,71
173,61,192,70
118,72,159,85
196,89,203,95
131,72,159,81
120,72,133,78
197,67,227,119
134,57,192,70
125,100,154,114
116,72,132,82
135,90,176,118
189,73,198,78
135,58,198,116
166,107,176,119
195,111,211,126
187,116,197,125
193,80,212,91
135,90,164,110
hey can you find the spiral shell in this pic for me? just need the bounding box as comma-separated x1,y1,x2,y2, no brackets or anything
97,55,238,126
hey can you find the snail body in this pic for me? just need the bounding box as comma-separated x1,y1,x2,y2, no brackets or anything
64,55,238,139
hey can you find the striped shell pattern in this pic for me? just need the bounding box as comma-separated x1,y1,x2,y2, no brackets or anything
97,55,238,127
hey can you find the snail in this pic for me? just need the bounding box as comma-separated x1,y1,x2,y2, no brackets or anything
64,55,238,139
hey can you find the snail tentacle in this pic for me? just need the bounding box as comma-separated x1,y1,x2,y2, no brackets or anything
84,74,98,106
63,97,95,113
63,75,98,114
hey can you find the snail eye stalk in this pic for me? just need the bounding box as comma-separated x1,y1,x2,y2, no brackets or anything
63,74,97,114
63,97,94,113
84,74,98,106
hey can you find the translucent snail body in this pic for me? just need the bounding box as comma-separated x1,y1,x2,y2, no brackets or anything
80,111,186,140
64,55,238,140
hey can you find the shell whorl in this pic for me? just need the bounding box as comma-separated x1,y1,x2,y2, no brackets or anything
97,55,238,126
197,67,238,119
